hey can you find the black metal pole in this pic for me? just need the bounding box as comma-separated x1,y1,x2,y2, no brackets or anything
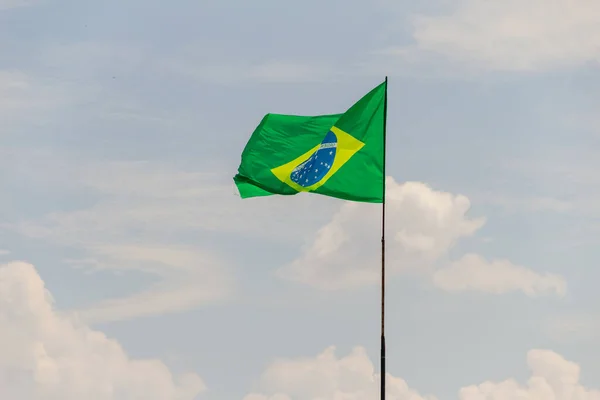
380,76,388,400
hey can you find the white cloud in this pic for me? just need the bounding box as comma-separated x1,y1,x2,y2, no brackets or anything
0,71,70,122
10,161,242,323
71,244,233,324
459,349,600,400
245,346,600,400
407,0,600,71
279,178,566,296
244,346,436,400
0,250,9,256
9,159,340,322
1,43,173,134
278,178,485,290
0,261,206,400
432,253,566,297
12,160,331,244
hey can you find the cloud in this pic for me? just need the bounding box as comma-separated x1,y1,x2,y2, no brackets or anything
278,178,485,290
0,71,70,123
405,0,600,71
10,161,241,323
278,178,566,296
0,250,9,256
243,346,436,400
1,42,178,134
0,0,35,11
0,261,206,400
432,253,566,297
9,158,340,323
12,159,330,244
244,346,600,400
459,349,600,400
71,244,233,324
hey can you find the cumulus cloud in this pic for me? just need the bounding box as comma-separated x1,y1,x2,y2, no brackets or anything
278,178,485,290
408,0,600,71
459,349,600,399
433,253,567,297
279,178,566,297
243,346,435,400
245,346,600,400
0,261,206,400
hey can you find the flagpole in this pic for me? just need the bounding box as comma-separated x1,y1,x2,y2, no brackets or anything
380,76,388,400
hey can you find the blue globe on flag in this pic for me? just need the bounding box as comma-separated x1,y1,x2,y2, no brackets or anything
290,130,337,187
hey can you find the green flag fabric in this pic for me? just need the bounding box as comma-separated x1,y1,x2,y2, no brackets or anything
234,80,386,203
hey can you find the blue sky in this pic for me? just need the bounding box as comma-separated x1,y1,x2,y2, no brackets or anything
1,0,600,399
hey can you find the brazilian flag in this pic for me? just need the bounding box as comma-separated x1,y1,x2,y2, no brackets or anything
234,80,387,203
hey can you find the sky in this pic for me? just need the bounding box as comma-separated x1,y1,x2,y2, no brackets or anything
1,0,600,399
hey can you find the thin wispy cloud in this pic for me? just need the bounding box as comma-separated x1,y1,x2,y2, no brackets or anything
0,0,35,11
381,0,600,72
8,160,240,323
243,346,600,400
